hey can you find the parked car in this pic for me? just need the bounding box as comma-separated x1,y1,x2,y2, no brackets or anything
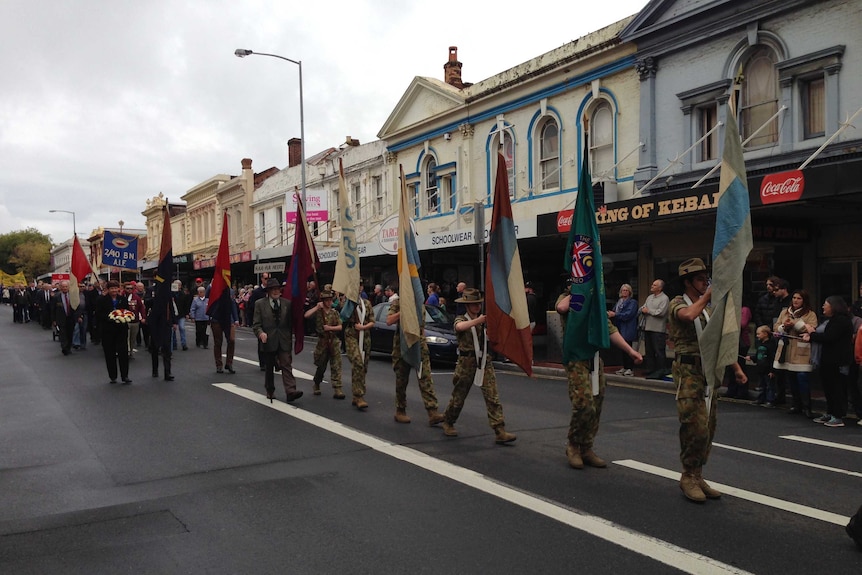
370,301,458,363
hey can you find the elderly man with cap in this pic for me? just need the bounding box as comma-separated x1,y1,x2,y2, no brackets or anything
441,288,516,444
304,288,345,398
669,257,747,503
253,278,302,403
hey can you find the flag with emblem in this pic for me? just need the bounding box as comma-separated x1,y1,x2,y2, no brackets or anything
699,102,753,397
486,152,533,376
562,133,609,363
206,211,233,334
397,165,424,370
332,158,360,321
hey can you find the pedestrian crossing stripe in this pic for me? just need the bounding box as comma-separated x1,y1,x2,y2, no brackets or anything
781,435,862,453
713,442,862,478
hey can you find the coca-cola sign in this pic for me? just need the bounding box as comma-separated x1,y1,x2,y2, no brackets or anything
557,209,574,233
760,170,804,205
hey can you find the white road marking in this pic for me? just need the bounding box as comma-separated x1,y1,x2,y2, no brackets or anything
615,459,850,526
230,357,314,380
780,435,862,453
215,383,754,575
713,442,862,477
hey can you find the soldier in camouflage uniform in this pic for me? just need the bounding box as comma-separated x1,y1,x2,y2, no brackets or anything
304,289,345,399
556,286,643,469
387,295,445,425
345,295,374,410
441,288,516,444
669,258,747,502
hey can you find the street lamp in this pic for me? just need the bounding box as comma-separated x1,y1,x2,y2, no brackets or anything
49,209,76,237
234,48,307,211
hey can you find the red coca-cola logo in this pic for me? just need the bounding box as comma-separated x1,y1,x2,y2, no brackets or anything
557,209,574,232
760,170,804,205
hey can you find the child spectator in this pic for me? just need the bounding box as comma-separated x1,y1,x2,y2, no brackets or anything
750,325,778,407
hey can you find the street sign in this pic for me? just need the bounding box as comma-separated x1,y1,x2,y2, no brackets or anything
254,262,286,274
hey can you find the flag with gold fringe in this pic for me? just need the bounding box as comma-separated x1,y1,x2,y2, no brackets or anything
286,194,319,354
332,158,360,321
397,165,424,370
206,211,233,334
148,205,174,349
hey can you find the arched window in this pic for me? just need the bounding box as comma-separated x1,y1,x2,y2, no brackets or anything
425,157,439,215
740,46,779,148
590,100,614,180
539,120,560,191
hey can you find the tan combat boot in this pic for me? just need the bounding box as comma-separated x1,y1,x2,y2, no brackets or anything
333,388,346,400
494,426,517,444
352,396,368,410
394,409,411,423
580,447,607,468
312,381,321,396
565,443,584,469
695,467,722,499
442,422,458,437
427,409,445,426
680,470,707,502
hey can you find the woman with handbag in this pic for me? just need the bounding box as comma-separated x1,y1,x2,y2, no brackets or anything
803,296,854,427
773,289,818,416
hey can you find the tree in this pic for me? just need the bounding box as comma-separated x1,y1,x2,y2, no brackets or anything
0,228,53,278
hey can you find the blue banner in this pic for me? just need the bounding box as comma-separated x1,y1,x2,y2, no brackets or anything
103,231,139,270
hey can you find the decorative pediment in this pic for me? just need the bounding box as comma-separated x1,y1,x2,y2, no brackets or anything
378,76,465,140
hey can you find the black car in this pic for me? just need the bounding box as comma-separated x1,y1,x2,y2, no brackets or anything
370,301,458,363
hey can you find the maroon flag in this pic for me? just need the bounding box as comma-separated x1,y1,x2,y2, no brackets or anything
486,153,533,376
286,195,319,354
149,206,175,349
206,211,233,333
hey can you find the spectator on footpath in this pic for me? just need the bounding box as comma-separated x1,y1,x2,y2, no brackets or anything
189,286,210,349
640,279,670,379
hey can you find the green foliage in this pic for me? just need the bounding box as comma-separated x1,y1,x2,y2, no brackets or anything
0,228,53,278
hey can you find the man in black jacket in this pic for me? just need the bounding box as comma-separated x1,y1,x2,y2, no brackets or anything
247,273,271,370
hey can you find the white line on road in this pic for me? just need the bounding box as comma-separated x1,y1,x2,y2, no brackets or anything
780,435,862,453
230,357,314,380
214,383,754,575
712,442,862,478
614,459,850,526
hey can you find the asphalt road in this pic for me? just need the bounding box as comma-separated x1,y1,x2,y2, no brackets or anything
1,318,861,574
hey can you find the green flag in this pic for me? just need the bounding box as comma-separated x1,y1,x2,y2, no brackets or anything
562,136,610,363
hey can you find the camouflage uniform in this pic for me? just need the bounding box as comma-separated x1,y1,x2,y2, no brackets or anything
388,298,439,411
443,314,506,430
312,306,342,390
668,294,716,469
557,288,617,448
345,299,372,399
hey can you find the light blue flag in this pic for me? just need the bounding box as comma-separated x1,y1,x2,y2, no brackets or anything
700,106,753,399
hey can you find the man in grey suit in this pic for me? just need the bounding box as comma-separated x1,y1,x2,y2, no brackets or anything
252,278,303,403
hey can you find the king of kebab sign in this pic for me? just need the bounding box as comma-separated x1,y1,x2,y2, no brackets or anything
555,170,805,233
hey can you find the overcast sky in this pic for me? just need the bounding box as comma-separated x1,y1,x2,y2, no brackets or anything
1,0,646,245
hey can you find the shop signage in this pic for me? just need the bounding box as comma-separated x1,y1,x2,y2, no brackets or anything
555,191,721,232
377,214,399,255
254,262,286,274
172,254,189,264
760,170,804,205
286,190,328,223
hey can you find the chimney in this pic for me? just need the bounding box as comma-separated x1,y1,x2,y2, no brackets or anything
241,158,252,170
287,138,302,168
344,136,360,147
444,46,464,89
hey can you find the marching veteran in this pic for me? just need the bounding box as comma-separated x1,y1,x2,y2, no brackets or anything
669,258,747,502
253,278,303,403
556,284,643,469
442,288,516,444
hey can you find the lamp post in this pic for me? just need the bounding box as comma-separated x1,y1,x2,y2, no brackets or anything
234,48,307,212
49,209,77,238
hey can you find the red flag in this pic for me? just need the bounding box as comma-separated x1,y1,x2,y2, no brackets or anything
206,211,233,333
69,235,92,309
486,153,533,376
286,195,319,354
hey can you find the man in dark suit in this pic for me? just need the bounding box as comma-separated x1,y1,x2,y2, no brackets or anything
39,282,54,329
247,273,270,370
51,280,76,355
252,278,302,403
